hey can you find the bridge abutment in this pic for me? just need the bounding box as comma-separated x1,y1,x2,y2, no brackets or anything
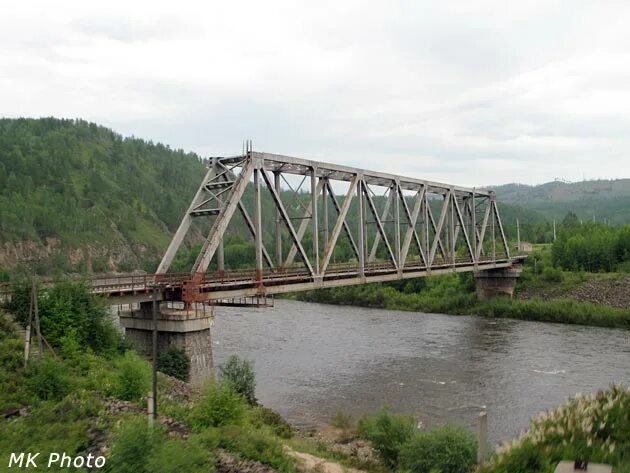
119,303,214,384
474,266,522,300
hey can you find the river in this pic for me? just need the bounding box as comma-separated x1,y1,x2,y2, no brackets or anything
212,299,630,445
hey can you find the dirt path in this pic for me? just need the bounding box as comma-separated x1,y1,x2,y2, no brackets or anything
284,446,366,473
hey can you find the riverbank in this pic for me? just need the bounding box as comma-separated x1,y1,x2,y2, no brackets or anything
288,268,630,329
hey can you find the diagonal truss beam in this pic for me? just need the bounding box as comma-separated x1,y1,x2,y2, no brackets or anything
260,168,314,276
368,188,394,262
362,180,397,268
452,196,475,261
156,165,216,274
284,178,326,267
192,160,255,275
216,162,274,268
399,186,427,267
325,179,360,261
428,190,453,266
493,200,511,258
475,201,492,260
321,177,359,274
426,199,447,262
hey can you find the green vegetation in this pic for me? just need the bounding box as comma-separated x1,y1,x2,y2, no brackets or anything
358,408,417,468
157,347,190,382
494,179,630,226
219,354,257,405
479,385,630,473
357,408,476,473
399,426,477,473
0,281,302,472
190,382,247,429
552,220,630,272
295,260,630,329
8,279,122,355
114,351,152,401
107,419,212,473
473,297,630,328
0,118,206,274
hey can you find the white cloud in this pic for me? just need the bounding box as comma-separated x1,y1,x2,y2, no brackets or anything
1,0,630,186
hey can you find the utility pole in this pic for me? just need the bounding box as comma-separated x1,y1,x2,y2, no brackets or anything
553,220,557,242
516,218,520,252
151,286,158,424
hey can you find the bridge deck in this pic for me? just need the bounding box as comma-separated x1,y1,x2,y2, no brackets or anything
0,258,519,305
95,256,513,303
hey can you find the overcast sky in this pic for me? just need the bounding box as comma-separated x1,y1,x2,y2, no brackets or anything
2,1,630,186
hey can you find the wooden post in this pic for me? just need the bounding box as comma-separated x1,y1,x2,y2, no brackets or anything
32,279,43,357
23,323,31,368
151,287,158,422
147,391,154,427
477,411,488,464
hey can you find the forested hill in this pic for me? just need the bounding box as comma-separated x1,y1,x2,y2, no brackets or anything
492,180,630,224
0,118,206,274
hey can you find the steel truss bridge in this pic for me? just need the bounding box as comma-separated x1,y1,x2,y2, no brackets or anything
0,148,517,306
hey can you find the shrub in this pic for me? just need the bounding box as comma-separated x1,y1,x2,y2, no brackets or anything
250,406,293,439
358,407,416,468
398,425,477,473
481,386,630,473
27,356,72,401
190,382,246,429
146,438,213,473
331,410,353,430
219,425,294,472
541,266,564,283
219,355,256,405
483,439,550,473
107,418,163,473
157,348,190,381
114,351,151,401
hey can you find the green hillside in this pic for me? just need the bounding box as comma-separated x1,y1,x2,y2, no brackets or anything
0,118,206,274
493,180,630,225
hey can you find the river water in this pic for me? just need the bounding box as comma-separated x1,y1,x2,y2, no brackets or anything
212,299,630,444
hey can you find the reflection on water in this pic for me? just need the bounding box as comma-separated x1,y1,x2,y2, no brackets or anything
212,299,630,444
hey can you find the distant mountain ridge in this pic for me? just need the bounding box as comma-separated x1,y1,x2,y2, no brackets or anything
491,179,630,225
492,179,630,203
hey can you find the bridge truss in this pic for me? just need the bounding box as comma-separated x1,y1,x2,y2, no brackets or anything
155,146,511,305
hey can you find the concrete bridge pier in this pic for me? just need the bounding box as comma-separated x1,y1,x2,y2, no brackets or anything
474,266,522,300
119,302,214,384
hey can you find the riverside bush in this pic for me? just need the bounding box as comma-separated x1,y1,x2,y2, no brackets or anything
357,407,416,468
474,297,630,328
250,406,293,439
190,382,246,429
114,351,151,401
218,424,294,472
398,425,476,473
480,385,630,473
219,355,256,405
157,347,190,381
